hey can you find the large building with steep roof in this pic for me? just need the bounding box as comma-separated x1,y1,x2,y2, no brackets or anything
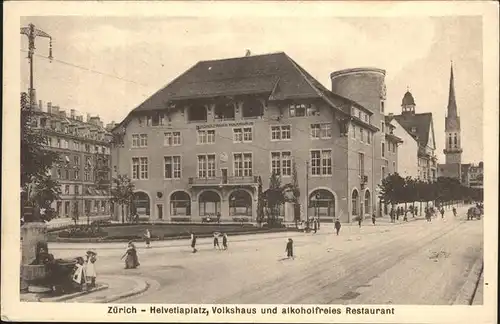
112,52,392,223
386,90,438,182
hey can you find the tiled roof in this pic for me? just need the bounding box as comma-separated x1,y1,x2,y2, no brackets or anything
392,113,433,147
130,52,352,116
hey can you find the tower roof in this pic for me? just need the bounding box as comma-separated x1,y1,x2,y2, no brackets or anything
447,63,458,117
402,91,415,106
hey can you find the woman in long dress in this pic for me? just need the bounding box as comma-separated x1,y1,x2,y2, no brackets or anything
122,241,140,269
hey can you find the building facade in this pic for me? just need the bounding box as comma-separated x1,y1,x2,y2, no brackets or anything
468,162,484,188
31,101,113,220
388,91,438,182
112,53,384,223
387,116,419,179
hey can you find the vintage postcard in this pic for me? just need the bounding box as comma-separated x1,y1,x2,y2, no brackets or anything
2,1,498,323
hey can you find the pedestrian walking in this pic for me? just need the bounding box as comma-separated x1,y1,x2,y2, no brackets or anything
334,219,341,235
358,216,362,228
213,232,220,250
452,207,457,217
217,212,221,224
440,207,445,219
144,229,151,248
415,206,418,217
313,219,318,234
372,213,376,225
190,232,197,253
285,238,294,260
390,208,395,223
317,217,321,230
222,233,228,250
122,241,140,269
85,250,97,289
403,209,408,222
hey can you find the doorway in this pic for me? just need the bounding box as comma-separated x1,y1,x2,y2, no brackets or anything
221,168,228,184
156,204,163,220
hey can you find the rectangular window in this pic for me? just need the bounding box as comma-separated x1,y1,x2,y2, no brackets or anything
360,128,364,142
65,185,70,195
367,131,371,144
75,185,79,195
146,116,152,126
132,134,139,147
132,157,147,180
233,127,253,143
289,103,316,117
140,157,148,179
382,142,385,158
233,153,252,177
233,128,243,142
310,124,321,139
197,154,216,178
74,170,80,180
358,153,365,176
310,150,332,176
271,152,281,175
352,125,356,139
84,171,91,181
381,101,385,113
271,125,291,141
164,156,181,179
132,134,148,148
320,123,332,138
197,129,215,144
270,151,292,176
381,122,385,133
164,132,181,146
393,161,397,173
382,166,386,180
321,150,332,175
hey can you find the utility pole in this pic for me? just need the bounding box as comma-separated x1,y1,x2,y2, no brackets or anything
305,161,310,231
20,23,53,110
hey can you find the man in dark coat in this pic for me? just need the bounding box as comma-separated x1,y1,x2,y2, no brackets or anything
372,213,376,225
285,238,294,259
190,232,197,253
334,219,341,235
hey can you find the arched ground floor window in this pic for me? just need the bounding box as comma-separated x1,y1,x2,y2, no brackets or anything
309,189,336,218
199,190,221,216
229,190,253,216
364,190,371,215
132,191,150,217
352,189,359,216
170,191,191,216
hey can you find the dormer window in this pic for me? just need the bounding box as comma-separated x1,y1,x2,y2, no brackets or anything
242,98,264,118
290,103,316,117
188,104,208,122
214,102,235,121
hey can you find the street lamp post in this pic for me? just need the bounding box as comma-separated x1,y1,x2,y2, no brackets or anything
20,23,53,109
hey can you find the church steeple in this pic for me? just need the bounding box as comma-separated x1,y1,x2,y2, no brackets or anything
447,63,458,118
443,61,462,168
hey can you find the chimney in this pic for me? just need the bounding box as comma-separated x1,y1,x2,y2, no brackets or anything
52,105,60,115
38,100,43,111
86,113,91,123
47,102,52,114
70,109,75,119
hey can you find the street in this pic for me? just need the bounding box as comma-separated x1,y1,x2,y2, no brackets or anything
50,208,483,305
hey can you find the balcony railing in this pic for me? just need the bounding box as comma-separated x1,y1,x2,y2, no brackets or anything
188,176,258,186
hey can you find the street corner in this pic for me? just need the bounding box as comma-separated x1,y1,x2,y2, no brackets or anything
66,275,150,303
31,284,109,303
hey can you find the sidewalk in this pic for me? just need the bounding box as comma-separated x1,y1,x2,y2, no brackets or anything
20,275,148,303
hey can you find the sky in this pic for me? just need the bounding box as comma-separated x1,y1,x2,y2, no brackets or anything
20,15,483,164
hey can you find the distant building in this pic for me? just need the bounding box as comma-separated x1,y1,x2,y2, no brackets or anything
31,100,113,220
386,90,438,182
468,162,484,188
112,52,387,223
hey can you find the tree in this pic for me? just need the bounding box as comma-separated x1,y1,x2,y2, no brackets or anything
263,172,285,226
377,173,405,208
110,174,135,223
20,92,61,222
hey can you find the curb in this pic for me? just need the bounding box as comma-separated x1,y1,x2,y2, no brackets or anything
97,276,150,303
453,257,484,305
38,284,109,302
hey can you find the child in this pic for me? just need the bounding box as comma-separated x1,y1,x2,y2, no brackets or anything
334,219,341,235
144,229,151,248
222,233,228,250
72,257,87,291
191,232,197,253
213,232,220,250
285,238,294,260
85,250,97,288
